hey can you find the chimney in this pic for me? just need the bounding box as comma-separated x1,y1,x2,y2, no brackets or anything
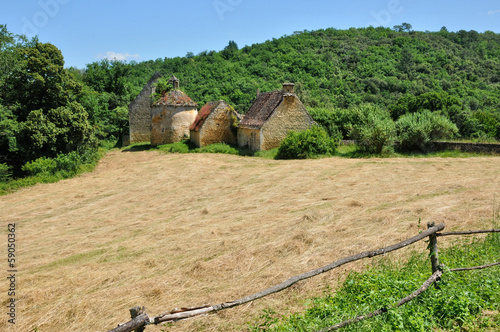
283,83,295,94
256,88,261,98
168,75,180,89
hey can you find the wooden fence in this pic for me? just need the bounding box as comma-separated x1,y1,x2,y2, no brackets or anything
107,223,500,332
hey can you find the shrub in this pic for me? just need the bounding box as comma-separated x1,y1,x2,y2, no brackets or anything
348,105,396,154
197,143,239,155
473,111,499,139
54,151,84,174
276,126,337,160
151,77,173,102
22,157,58,176
157,141,191,153
396,111,458,152
309,107,363,139
21,150,99,176
0,163,12,182
448,106,481,138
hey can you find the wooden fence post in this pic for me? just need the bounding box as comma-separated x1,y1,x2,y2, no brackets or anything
427,222,441,288
129,307,147,332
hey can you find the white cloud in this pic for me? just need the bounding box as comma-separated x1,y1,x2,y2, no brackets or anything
488,10,500,15
98,51,140,62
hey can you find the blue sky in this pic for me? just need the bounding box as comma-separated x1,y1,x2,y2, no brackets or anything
1,0,499,69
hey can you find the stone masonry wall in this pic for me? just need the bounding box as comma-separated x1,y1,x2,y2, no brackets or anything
260,95,314,151
150,105,198,146
237,127,261,151
429,141,500,154
128,73,161,144
198,106,238,147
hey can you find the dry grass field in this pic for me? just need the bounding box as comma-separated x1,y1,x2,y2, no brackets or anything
1,150,499,331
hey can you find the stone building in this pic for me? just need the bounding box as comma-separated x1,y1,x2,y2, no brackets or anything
189,100,241,147
150,75,198,146
128,72,162,145
237,83,314,151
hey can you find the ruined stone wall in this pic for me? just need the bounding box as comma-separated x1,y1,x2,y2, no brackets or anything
128,73,161,144
237,127,261,151
260,96,314,151
429,141,500,154
198,107,238,147
151,105,198,146
190,131,201,147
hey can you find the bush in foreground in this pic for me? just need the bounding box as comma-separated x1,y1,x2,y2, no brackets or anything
276,126,337,159
396,111,458,152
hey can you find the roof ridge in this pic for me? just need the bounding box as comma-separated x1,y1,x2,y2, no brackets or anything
189,100,221,131
239,90,284,129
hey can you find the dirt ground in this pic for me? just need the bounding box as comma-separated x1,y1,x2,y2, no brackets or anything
1,150,499,331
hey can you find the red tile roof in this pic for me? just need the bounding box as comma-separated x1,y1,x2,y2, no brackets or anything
153,89,198,107
239,90,284,129
189,101,218,131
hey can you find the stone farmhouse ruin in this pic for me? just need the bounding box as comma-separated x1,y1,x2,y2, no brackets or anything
150,75,198,146
237,83,314,151
128,72,161,144
127,76,314,151
189,100,241,147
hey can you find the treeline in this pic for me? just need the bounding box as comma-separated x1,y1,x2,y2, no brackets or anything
1,24,500,182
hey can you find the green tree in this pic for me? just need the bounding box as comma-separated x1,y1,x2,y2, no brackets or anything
17,102,95,162
0,25,24,88
83,59,130,110
0,105,19,165
221,40,239,60
2,41,82,121
399,47,415,78
393,23,413,33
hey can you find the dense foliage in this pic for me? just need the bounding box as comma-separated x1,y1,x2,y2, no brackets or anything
1,23,500,181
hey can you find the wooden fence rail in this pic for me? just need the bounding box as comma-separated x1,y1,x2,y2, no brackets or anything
436,229,500,237
107,223,499,332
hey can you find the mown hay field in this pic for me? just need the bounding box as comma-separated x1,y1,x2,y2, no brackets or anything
1,151,499,331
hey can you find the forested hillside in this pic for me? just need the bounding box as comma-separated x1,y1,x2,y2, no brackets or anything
125,26,500,113
1,24,500,181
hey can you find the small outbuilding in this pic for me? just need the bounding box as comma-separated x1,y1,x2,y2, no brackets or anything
189,100,241,147
237,83,314,151
128,72,161,145
150,75,198,146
